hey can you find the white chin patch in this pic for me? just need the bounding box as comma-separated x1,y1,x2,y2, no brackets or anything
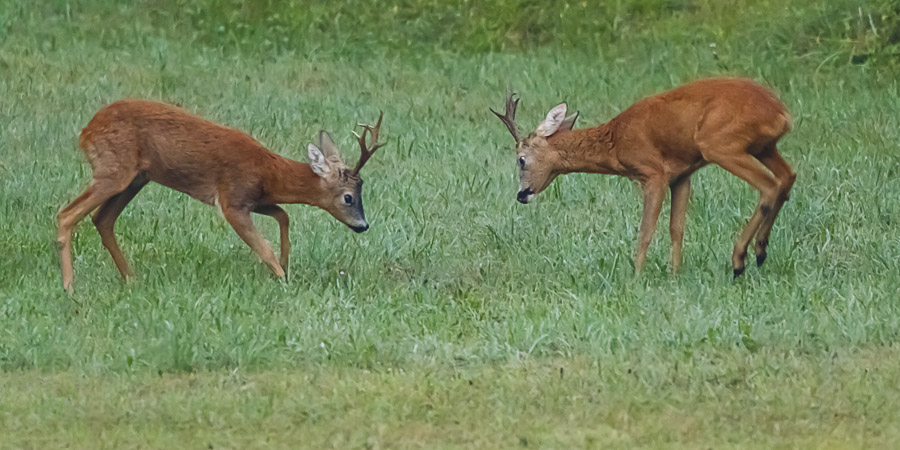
526,194,535,202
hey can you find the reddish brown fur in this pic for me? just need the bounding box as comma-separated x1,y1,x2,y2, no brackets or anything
78,101,328,208
58,99,379,293
497,77,796,276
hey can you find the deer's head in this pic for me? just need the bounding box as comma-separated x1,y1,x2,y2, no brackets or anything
308,113,384,232
491,94,578,204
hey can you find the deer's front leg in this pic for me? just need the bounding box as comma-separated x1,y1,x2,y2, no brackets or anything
669,177,691,273
634,179,666,275
254,205,291,280
222,206,285,280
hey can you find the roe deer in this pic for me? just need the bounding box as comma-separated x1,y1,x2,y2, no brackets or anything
57,100,386,293
492,77,795,277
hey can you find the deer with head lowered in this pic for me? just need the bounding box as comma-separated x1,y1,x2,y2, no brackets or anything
492,77,796,277
57,99,385,293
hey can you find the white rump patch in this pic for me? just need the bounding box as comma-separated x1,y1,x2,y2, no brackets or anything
213,193,225,219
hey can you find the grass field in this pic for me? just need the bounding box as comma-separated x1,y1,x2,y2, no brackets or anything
2,0,900,448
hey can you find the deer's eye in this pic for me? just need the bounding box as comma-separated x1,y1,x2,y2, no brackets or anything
518,156,526,170
344,194,353,205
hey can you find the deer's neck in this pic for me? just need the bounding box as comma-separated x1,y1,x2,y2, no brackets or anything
548,123,622,176
265,158,327,207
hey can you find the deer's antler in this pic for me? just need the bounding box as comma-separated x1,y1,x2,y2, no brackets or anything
490,92,520,142
350,111,384,175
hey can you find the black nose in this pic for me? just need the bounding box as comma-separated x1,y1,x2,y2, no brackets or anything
350,224,369,233
517,188,533,204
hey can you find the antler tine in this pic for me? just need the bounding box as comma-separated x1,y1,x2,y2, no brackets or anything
490,92,520,142
350,111,384,174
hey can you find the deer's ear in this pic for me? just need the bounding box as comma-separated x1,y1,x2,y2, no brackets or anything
308,144,332,178
318,131,341,159
535,103,568,137
560,111,579,131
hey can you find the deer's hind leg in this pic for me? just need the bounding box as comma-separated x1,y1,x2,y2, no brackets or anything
57,171,138,294
701,144,780,278
753,145,796,267
92,173,149,281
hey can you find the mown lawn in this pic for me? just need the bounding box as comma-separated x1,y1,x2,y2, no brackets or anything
1,1,899,448
4,348,900,448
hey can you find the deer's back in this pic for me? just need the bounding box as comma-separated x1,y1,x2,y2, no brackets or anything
79,99,280,204
611,78,791,171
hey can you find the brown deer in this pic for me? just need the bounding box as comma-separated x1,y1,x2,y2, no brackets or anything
492,77,795,277
57,99,385,293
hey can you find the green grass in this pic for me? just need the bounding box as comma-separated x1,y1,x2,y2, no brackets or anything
4,349,900,448
1,0,899,447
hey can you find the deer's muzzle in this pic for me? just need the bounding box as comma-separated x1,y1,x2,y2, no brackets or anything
517,188,534,204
